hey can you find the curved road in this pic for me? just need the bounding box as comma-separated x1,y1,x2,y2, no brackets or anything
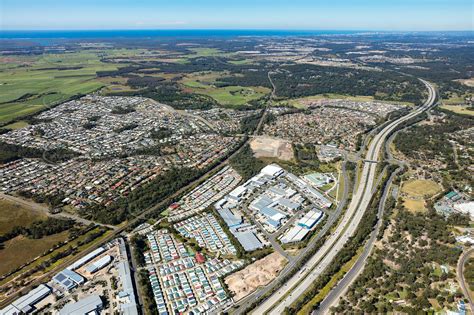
254,79,437,314
458,248,474,313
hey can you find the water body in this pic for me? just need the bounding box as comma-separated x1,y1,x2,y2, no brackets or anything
0,29,365,40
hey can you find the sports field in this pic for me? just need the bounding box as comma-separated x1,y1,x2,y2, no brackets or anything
401,179,442,213
401,179,442,198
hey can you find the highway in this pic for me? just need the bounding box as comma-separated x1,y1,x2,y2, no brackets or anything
314,166,401,314
254,79,437,314
226,161,349,315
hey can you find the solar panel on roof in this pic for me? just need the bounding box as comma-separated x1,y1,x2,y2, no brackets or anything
55,273,66,281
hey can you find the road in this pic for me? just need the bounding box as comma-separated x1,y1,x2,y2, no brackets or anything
314,166,400,314
254,79,437,314
0,70,277,308
0,192,116,229
457,248,474,313
226,161,349,315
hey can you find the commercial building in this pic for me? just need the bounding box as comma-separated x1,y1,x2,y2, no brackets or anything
59,295,103,315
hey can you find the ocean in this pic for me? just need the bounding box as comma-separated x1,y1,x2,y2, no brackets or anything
0,29,365,40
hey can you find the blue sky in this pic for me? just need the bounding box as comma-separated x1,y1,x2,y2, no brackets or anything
1,0,473,31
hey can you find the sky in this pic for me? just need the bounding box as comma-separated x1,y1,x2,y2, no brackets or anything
1,0,473,31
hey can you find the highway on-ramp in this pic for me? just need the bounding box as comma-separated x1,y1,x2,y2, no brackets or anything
253,79,437,315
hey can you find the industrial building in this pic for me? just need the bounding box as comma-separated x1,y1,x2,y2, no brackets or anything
217,208,243,228
281,209,324,244
85,255,112,274
0,284,51,314
298,209,323,229
59,295,103,315
53,269,85,291
234,230,264,251
260,164,284,178
67,247,105,271
117,261,139,315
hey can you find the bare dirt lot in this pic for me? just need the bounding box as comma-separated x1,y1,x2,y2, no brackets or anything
250,136,294,161
225,252,287,301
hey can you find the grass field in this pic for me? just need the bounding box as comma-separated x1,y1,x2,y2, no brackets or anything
403,198,426,213
0,232,68,276
401,179,441,213
0,199,46,235
228,59,254,65
180,71,270,106
401,179,442,198
0,226,111,291
441,105,474,117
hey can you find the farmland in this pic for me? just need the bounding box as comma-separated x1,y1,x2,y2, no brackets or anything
0,51,119,124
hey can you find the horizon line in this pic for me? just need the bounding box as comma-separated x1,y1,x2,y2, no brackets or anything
1,28,473,32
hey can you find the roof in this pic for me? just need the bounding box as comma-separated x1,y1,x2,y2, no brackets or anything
218,208,242,227
53,269,84,290
67,247,105,270
281,226,310,243
260,164,283,177
117,261,139,315
277,198,300,210
5,284,51,314
268,186,286,197
59,295,103,315
445,191,458,199
85,255,112,273
251,195,274,211
260,206,286,222
229,185,246,198
454,202,474,217
234,231,263,251
298,209,323,229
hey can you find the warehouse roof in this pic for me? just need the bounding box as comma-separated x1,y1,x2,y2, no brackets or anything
218,208,242,227
59,295,103,315
234,231,263,251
